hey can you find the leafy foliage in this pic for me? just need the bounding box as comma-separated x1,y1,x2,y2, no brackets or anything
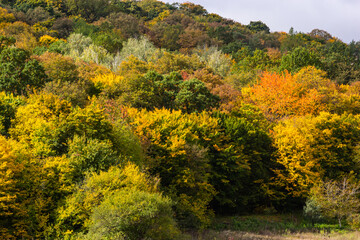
86,189,179,240
0,47,48,95
306,178,360,227
271,112,360,200
2,0,360,237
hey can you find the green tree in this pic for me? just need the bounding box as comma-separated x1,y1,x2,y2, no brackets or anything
0,36,15,52
64,0,111,22
209,108,275,213
0,47,48,95
0,92,23,136
175,78,220,113
247,21,270,33
86,189,179,240
279,47,322,73
66,135,119,183
56,163,161,237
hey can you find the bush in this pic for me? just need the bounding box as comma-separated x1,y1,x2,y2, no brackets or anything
305,178,360,228
55,163,162,237
86,189,180,240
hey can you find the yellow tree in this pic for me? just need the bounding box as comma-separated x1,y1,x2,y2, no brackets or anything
126,108,218,227
0,136,26,239
271,112,360,200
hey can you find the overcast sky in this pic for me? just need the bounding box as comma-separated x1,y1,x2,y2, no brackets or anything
165,0,360,43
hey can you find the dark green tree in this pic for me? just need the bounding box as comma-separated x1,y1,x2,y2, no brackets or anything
175,78,219,113
0,47,48,95
247,21,270,33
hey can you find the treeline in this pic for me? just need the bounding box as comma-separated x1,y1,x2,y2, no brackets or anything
1,0,360,239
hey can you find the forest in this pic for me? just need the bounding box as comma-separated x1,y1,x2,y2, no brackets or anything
1,0,360,239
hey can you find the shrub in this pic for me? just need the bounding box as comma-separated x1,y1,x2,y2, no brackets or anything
86,189,180,240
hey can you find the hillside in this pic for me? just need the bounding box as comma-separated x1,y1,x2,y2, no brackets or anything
1,0,360,239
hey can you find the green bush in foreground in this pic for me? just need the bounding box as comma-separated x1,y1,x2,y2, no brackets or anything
85,189,180,240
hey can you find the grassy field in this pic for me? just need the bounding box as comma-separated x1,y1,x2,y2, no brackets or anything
192,230,360,240
186,214,360,240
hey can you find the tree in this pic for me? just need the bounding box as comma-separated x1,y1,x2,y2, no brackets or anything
309,29,332,42
0,47,48,95
179,2,207,16
66,135,119,183
153,51,204,74
194,46,232,77
42,79,90,107
104,12,141,39
280,47,322,73
209,108,275,213
0,92,23,136
247,21,270,34
177,27,211,52
56,163,161,237
112,36,156,71
0,36,15,51
38,52,79,83
271,112,360,200
321,40,360,84
51,17,74,39
93,31,123,54
0,7,15,23
243,71,325,121
9,93,73,157
175,78,220,113
126,108,218,227
86,189,179,240
64,0,111,22
305,178,360,227
0,136,26,239
0,21,37,50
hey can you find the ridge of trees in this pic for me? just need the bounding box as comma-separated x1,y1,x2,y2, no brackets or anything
1,0,360,238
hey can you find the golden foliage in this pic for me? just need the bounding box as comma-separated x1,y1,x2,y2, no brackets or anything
243,71,325,121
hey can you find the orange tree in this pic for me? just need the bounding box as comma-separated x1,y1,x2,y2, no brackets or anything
243,71,325,121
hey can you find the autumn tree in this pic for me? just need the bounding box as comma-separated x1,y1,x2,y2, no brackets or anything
305,178,360,227
0,136,26,239
55,163,175,238
153,51,205,74
126,108,218,227
38,51,79,83
243,71,325,121
271,112,360,202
